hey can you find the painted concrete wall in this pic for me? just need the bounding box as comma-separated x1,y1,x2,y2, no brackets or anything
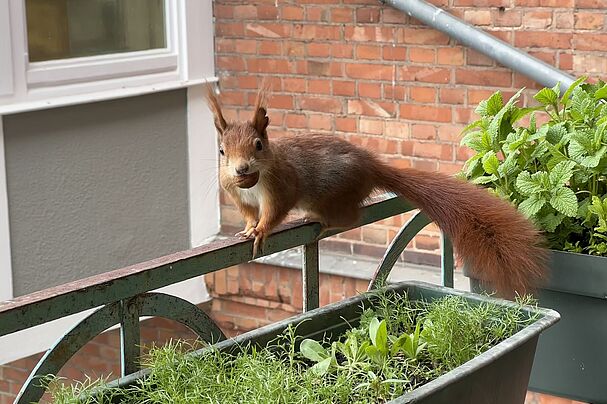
3,89,189,296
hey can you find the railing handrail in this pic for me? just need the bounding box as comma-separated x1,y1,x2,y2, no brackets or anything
0,194,414,338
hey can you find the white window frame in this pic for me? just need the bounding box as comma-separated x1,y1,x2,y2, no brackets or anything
0,0,220,364
0,0,213,114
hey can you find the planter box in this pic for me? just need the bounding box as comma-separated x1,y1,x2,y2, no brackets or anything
466,251,607,403
111,281,557,404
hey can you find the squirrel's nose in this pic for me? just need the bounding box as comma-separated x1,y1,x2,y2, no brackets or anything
235,164,250,175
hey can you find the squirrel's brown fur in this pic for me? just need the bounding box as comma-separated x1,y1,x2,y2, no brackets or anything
205,84,547,296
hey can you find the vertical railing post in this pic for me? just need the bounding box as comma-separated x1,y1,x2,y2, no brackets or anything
120,297,141,376
441,233,455,288
302,242,320,311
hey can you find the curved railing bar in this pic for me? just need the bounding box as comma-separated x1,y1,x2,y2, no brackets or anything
138,293,226,344
15,301,123,404
15,293,226,404
368,211,432,290
368,211,455,290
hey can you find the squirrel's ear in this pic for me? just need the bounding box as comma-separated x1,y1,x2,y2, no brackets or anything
252,81,270,136
252,107,270,136
204,83,227,135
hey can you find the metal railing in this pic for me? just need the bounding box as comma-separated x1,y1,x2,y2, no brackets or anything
0,194,454,404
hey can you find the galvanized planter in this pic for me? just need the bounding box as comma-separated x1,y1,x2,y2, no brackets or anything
108,281,558,404
466,250,607,403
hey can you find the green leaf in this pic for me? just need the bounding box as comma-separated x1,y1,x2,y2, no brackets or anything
472,175,498,185
509,107,542,125
310,357,332,376
486,92,504,116
300,339,328,363
549,160,576,186
545,123,567,145
368,318,387,353
482,152,500,175
518,194,547,217
561,76,586,104
516,171,545,196
539,212,564,232
550,187,578,217
534,87,558,106
594,83,607,101
552,81,562,98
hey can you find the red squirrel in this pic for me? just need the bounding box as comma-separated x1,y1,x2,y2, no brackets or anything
205,84,547,295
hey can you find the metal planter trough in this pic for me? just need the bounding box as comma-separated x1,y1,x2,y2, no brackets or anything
107,281,559,404
467,250,607,403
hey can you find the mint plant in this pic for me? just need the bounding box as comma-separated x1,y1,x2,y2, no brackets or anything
461,77,607,256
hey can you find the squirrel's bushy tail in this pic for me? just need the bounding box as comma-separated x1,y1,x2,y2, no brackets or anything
376,163,548,296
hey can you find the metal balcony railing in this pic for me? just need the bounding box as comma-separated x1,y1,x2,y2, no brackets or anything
0,194,455,404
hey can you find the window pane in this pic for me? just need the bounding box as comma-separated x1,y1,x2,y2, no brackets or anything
26,0,166,62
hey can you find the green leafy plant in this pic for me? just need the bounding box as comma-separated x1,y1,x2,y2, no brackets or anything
461,77,607,255
48,291,539,404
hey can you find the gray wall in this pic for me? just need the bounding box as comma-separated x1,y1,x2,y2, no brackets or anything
3,90,190,296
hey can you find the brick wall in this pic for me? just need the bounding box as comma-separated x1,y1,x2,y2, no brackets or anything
213,0,607,265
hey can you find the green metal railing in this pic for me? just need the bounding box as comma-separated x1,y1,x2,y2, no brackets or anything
0,194,454,404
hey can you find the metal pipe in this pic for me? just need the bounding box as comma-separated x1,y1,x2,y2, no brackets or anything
381,0,575,93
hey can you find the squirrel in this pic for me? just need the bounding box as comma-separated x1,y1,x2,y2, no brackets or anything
205,83,547,296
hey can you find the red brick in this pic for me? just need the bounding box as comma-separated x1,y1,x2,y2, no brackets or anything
383,8,408,24
356,44,382,60
465,10,492,25
493,10,522,27
285,113,307,128
455,0,509,5
382,45,407,61
308,114,333,131
409,47,435,63
359,118,384,135
412,143,453,160
344,26,395,42
245,23,290,38
332,80,356,96
259,41,282,55
329,8,351,24
299,96,342,113
281,5,304,20
335,117,357,132
257,5,279,20
440,88,466,104
411,124,437,140
356,7,381,23
522,11,553,29
410,87,437,103
401,66,450,84
437,48,464,65
348,100,394,117
455,69,512,87
214,4,234,19
574,33,607,51
358,82,382,98
332,44,354,59
467,49,494,66
308,79,331,94
515,31,572,49
577,0,607,7
292,24,339,40
402,28,450,45
307,43,331,58
385,121,408,138
574,12,604,30
345,63,395,81
247,59,290,74
400,105,452,123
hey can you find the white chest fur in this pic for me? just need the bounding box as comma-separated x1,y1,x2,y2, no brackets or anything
236,182,264,208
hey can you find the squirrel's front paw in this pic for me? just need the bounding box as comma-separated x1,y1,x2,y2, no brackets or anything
252,230,266,259
235,227,257,239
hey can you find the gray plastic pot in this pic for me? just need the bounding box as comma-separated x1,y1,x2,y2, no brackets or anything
466,250,607,403
111,280,558,404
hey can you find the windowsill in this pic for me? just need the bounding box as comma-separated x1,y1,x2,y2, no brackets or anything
0,77,217,116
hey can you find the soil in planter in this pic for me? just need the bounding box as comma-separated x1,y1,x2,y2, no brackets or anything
46,291,539,404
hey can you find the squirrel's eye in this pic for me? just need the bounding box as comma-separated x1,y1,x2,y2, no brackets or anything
219,147,224,156
255,139,263,151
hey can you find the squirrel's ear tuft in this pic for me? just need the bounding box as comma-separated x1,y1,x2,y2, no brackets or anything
252,81,270,136
204,83,227,135
252,107,270,136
